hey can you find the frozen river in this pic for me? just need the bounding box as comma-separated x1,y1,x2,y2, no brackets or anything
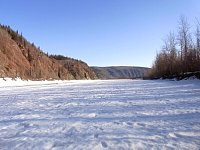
0,80,200,149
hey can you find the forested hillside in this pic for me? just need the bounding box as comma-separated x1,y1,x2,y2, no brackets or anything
0,25,97,80
147,16,200,79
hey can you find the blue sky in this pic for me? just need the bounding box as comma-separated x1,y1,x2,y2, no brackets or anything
1,0,200,67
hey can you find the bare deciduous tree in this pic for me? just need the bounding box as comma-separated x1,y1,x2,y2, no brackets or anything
148,16,200,79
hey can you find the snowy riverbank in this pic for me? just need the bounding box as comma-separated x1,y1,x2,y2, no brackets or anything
0,78,101,88
1,77,199,87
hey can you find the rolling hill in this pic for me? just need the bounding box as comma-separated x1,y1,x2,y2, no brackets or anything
92,66,149,79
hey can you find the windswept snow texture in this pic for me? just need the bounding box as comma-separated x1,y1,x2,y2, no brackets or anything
0,80,200,150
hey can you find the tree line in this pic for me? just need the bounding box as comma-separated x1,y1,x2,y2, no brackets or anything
147,16,200,79
49,54,88,65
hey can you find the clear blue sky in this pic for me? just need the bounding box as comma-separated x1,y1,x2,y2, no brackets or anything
1,0,200,67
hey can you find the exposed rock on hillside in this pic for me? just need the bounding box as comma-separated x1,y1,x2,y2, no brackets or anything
50,55,97,80
0,25,97,80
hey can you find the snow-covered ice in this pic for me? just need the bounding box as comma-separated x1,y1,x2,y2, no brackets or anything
0,79,200,150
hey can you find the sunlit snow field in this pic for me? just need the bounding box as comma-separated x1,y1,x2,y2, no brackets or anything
0,79,200,150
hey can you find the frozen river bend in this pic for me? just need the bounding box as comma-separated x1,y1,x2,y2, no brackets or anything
0,80,200,150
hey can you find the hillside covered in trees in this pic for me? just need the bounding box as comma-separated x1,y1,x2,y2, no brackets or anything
0,25,97,80
147,17,200,79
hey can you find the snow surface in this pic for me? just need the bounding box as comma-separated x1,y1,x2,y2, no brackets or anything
0,79,200,150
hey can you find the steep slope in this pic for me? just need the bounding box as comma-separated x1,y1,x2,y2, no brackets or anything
92,66,149,79
50,55,97,80
0,25,97,80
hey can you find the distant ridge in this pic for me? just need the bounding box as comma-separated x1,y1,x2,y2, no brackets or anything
92,66,149,79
